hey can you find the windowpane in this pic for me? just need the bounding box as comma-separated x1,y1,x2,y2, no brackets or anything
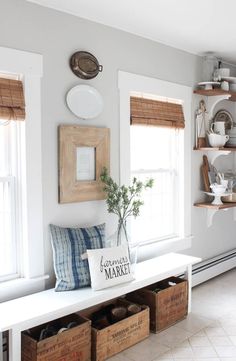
0,178,16,277
131,126,177,170
0,123,10,175
0,122,18,280
130,125,180,244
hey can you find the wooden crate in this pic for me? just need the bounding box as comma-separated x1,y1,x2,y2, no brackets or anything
80,298,149,361
22,313,91,361
126,276,188,333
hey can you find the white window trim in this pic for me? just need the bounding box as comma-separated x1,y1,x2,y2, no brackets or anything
118,71,192,260
0,47,45,301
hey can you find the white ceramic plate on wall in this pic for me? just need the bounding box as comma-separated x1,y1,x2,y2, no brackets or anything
66,84,103,119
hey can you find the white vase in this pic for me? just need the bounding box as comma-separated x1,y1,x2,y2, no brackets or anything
203,54,218,81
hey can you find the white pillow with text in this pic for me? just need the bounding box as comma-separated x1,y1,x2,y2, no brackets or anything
87,245,134,290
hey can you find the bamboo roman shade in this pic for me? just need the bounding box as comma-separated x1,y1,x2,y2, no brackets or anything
0,78,25,120
130,96,185,129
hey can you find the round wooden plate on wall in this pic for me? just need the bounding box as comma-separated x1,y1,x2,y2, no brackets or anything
69,51,103,79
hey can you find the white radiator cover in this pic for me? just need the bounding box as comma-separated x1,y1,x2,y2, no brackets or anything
192,249,236,287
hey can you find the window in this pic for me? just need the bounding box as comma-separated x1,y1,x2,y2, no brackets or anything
130,124,182,244
0,122,16,280
130,93,185,245
0,76,25,282
119,72,192,257
0,46,44,302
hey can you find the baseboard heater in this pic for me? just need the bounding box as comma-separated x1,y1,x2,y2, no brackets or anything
191,249,236,287
2,332,7,361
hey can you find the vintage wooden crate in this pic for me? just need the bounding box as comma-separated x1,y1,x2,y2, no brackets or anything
126,276,188,333
21,313,91,361
80,298,149,361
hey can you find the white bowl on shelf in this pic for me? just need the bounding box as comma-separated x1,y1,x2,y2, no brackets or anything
210,184,227,194
208,133,229,147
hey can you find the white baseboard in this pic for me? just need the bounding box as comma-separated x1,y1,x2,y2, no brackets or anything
192,250,236,287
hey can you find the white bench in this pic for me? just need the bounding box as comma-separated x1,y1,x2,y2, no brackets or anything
0,252,201,361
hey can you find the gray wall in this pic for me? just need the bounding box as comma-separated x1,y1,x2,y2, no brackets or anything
1,0,234,287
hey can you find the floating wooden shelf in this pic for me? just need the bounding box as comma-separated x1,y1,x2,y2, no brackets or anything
193,88,236,226
194,202,236,210
194,147,236,151
194,89,236,101
194,89,229,96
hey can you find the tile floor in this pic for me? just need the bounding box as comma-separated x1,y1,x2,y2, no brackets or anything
109,268,236,361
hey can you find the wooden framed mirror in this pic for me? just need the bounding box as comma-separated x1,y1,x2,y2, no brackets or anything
59,125,110,203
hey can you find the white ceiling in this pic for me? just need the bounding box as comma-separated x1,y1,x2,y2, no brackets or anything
27,0,236,64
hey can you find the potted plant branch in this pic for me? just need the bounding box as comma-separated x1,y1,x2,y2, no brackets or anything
100,167,154,251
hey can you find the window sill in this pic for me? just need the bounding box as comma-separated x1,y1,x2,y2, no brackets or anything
0,275,49,303
137,235,193,263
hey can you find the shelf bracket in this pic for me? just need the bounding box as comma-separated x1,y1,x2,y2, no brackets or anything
207,150,231,165
207,95,231,119
206,208,228,227
206,209,218,227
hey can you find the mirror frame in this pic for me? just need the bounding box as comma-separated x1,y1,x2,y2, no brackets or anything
59,125,110,203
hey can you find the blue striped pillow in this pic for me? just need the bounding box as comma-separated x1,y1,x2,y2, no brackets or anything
49,223,106,291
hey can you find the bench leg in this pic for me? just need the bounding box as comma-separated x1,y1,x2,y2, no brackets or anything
9,329,21,361
185,264,192,313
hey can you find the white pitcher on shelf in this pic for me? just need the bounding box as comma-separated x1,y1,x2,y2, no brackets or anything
210,121,225,135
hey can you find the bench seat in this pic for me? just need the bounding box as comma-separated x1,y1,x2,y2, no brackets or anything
0,252,201,361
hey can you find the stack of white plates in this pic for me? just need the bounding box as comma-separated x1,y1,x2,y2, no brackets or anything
226,126,236,147
226,140,236,147
222,77,236,91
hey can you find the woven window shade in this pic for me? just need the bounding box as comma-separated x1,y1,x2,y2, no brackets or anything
0,78,25,121
130,96,185,128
